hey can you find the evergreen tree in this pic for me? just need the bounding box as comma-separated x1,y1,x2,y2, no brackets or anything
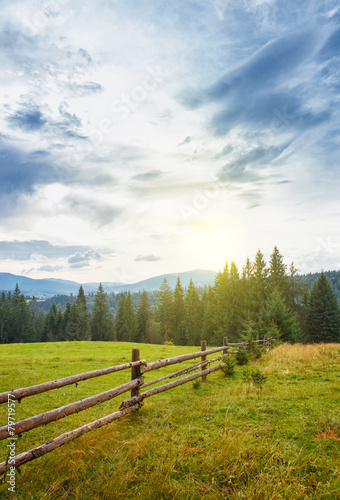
268,246,289,300
213,261,243,342
0,291,10,344
185,279,203,346
77,285,87,307
28,297,44,342
116,293,127,341
90,284,116,341
116,292,138,342
202,286,219,345
306,273,340,343
213,264,230,341
9,284,35,343
126,291,138,342
228,261,243,338
156,278,173,342
240,257,253,322
62,301,72,340
74,285,90,340
137,290,151,343
252,249,268,312
259,289,301,343
171,277,186,345
43,302,59,342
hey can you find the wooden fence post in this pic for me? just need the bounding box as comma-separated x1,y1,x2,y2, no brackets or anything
131,348,141,398
223,337,228,356
201,341,207,382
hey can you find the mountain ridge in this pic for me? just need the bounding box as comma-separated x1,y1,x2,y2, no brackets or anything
0,269,218,297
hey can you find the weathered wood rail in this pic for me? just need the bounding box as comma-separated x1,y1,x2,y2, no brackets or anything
0,336,273,475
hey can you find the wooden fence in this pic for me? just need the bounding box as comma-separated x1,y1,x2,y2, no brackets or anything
0,336,273,475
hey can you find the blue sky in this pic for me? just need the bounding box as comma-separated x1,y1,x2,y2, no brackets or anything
0,0,339,283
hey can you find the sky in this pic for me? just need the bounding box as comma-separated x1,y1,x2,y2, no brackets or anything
0,0,340,284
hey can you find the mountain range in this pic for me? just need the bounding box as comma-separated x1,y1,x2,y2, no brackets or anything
0,270,218,298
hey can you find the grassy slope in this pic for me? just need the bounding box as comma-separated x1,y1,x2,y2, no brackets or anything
0,342,339,500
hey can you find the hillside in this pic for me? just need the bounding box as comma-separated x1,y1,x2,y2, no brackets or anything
0,341,339,499
0,269,217,298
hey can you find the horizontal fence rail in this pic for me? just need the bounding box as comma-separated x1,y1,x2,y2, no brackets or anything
0,359,147,405
0,336,274,475
0,378,143,441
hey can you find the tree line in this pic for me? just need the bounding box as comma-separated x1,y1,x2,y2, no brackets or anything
1,247,339,345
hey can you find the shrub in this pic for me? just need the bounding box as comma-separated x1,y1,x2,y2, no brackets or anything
242,367,267,389
221,356,236,377
236,348,249,366
192,378,201,389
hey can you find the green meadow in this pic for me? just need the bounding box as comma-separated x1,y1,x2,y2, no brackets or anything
0,341,339,499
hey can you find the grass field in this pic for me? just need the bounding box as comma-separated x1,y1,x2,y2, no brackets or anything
0,341,339,500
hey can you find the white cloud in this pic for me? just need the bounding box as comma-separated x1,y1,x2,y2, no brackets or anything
0,0,339,281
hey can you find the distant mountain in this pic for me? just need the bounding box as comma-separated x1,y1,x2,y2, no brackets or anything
119,269,217,293
0,269,217,298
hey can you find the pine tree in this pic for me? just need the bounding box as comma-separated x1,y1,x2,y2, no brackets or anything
91,284,116,341
213,261,243,342
115,292,137,342
228,261,243,338
126,292,138,342
9,284,35,343
185,279,203,346
202,286,219,345
77,285,87,307
137,290,151,343
213,263,230,341
43,303,59,342
116,293,127,341
259,289,300,343
171,277,186,345
157,278,173,342
28,297,44,342
268,246,287,295
75,286,90,340
306,273,340,343
62,301,72,340
0,291,10,344
252,249,268,309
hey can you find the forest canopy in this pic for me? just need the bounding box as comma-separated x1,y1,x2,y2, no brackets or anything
1,247,339,345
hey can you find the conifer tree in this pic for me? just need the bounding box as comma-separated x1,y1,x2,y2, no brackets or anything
306,272,340,343
0,291,10,344
8,284,36,343
213,263,230,340
268,246,288,299
137,290,151,343
202,286,219,345
126,291,138,342
259,289,300,343
157,278,173,342
252,249,268,306
43,303,58,342
185,279,203,345
116,292,137,342
90,283,116,341
28,297,44,342
116,293,127,341
74,285,90,340
172,277,186,345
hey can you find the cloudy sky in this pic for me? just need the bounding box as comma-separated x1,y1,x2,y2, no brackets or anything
0,0,340,284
